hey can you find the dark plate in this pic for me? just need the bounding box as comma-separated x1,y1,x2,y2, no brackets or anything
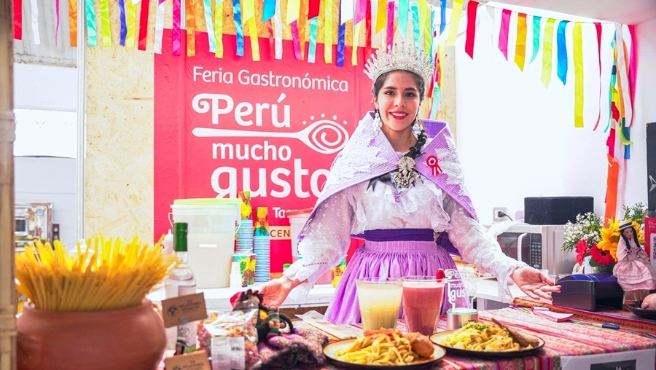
430,330,545,358
324,338,446,369
625,304,656,320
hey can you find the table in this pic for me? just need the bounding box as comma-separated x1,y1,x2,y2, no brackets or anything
310,301,656,370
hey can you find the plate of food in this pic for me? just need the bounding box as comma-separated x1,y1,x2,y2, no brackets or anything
624,303,656,320
430,319,544,358
324,329,446,369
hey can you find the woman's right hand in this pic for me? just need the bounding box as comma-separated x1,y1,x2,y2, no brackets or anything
641,293,656,310
260,276,296,308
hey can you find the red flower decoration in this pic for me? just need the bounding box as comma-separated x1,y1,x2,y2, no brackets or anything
575,239,589,265
590,244,614,266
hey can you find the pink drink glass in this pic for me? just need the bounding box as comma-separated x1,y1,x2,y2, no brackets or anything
402,276,445,335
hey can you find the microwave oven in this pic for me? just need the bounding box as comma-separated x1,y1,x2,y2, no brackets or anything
493,223,575,275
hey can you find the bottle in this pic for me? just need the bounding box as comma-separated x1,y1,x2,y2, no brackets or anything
162,229,174,255
165,222,197,354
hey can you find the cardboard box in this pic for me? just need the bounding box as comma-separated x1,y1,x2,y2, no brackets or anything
646,215,656,271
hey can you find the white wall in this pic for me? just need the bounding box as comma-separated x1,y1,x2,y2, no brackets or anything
13,63,78,246
455,6,656,224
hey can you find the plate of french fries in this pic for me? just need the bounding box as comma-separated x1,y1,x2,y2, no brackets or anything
430,319,544,358
324,329,446,369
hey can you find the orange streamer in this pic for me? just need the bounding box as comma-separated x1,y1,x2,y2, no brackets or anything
68,0,77,47
604,154,619,221
185,0,196,56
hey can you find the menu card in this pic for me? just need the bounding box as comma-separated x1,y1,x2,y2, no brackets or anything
296,310,364,339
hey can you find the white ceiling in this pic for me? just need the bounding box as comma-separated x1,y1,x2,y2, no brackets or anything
471,0,656,25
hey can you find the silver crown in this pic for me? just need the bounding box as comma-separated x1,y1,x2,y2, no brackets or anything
364,43,434,85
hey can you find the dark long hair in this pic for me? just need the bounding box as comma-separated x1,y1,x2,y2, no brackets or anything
620,225,641,251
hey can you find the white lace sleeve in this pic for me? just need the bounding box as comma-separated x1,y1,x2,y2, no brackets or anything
443,196,527,302
282,189,354,302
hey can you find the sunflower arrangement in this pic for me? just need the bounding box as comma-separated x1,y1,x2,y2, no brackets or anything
562,203,648,273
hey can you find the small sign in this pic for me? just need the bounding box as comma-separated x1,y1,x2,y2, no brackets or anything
164,350,211,370
161,292,208,328
591,359,636,370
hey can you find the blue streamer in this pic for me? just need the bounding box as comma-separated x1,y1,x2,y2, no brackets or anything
623,119,631,159
337,22,345,67
430,9,437,56
85,0,97,47
308,17,318,63
118,0,127,46
556,20,569,85
412,2,420,50
233,0,244,57
263,0,275,22
439,0,446,36
529,15,541,63
398,0,409,38
430,86,441,119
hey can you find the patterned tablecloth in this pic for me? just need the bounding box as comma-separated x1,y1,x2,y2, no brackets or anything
313,299,656,370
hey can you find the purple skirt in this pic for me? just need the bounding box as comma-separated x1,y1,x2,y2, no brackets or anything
323,229,470,325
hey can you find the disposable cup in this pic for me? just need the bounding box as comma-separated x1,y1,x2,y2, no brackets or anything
356,277,402,330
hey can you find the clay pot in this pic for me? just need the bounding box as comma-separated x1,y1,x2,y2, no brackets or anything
17,300,166,370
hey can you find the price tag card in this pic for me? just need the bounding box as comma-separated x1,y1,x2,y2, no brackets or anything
164,351,211,370
591,360,636,370
161,292,208,328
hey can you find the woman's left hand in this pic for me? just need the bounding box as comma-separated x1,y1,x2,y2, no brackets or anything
511,267,561,300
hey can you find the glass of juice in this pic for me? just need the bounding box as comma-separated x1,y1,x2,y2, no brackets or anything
356,277,403,330
402,276,445,335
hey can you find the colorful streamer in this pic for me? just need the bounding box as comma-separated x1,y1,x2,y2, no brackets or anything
464,0,477,59
185,0,196,56
375,0,386,33
573,22,584,128
30,0,40,44
337,22,346,66
232,0,244,57
202,0,215,52
421,0,431,52
243,0,259,60
592,22,602,130
351,21,361,65
446,0,462,45
213,0,224,57
118,0,126,46
529,15,541,63
13,0,22,40
84,0,97,46
325,0,334,63
137,0,149,50
125,0,138,48
353,0,365,24
99,0,111,46
172,0,181,55
604,153,619,222
498,9,511,60
514,13,527,71
429,86,441,120
263,0,275,22
439,0,445,36
615,24,632,128
556,20,569,85
153,0,166,53
628,25,637,128
308,16,318,63
55,0,60,43
291,21,302,60
286,0,300,24
273,0,283,59
386,0,394,47
398,0,409,38
341,0,353,24
540,18,555,88
411,2,420,51
67,0,76,46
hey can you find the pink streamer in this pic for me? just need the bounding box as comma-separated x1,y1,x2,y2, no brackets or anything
354,0,366,25
498,9,511,60
55,0,60,44
172,0,181,56
628,25,637,128
386,0,394,48
291,21,302,60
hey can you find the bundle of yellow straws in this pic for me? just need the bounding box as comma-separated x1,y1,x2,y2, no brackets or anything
15,236,180,311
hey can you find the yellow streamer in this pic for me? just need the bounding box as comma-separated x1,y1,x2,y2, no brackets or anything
421,0,431,53
125,0,138,48
214,0,224,58
573,22,584,128
185,0,196,56
248,18,260,60
99,0,112,46
540,18,556,88
325,0,333,63
286,0,300,25
446,0,463,45
352,21,361,66
514,13,527,71
376,0,386,33
438,41,445,87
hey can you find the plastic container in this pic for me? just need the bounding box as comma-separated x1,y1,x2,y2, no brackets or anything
171,198,241,289
286,208,313,261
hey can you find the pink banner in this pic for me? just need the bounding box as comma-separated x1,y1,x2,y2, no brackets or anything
498,9,511,60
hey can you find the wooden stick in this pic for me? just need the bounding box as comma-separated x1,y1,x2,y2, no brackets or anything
0,0,16,366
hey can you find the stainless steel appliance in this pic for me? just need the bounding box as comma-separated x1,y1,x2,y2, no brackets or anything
15,202,52,250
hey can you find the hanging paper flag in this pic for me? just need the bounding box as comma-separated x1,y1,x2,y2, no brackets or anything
529,15,541,63
68,0,76,46
243,0,259,60
100,0,112,46
628,25,637,128
341,0,354,24
411,2,420,50
421,0,431,52
291,21,302,60
439,0,445,36
464,0,478,59
137,0,149,50
84,0,97,46
213,0,224,57
375,0,386,33
386,0,394,47
202,0,215,53
606,52,617,133
309,17,319,62
263,0,275,22
365,0,372,50
55,0,60,43
398,0,409,38
573,22,584,127
498,9,511,60
118,0,127,46
185,0,197,56
592,22,602,130
337,22,346,66
232,0,244,57
273,0,283,59
604,153,619,222
514,13,527,71
556,20,569,85
153,0,166,53
430,86,441,120
13,0,22,40
446,0,462,45
540,18,555,87
172,0,181,55
325,0,334,63
30,0,40,44
353,0,365,24
286,0,300,24
125,0,138,48
615,24,632,128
